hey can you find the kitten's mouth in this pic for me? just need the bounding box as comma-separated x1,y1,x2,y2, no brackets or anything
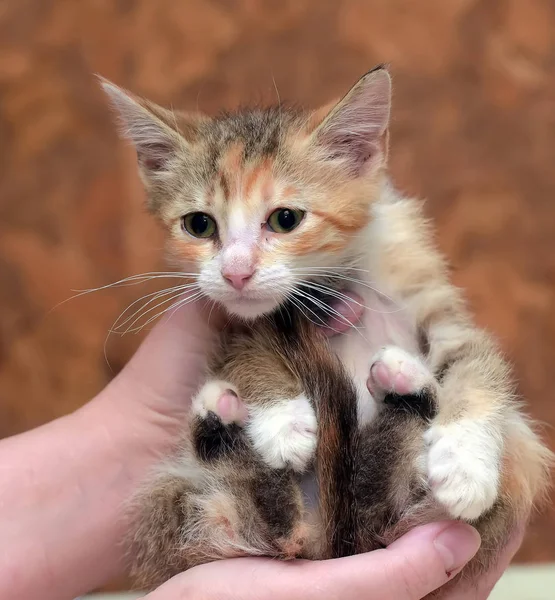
223,295,283,320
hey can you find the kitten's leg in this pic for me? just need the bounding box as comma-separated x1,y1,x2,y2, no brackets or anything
367,345,502,520
369,198,550,521
360,348,521,589
247,395,317,473
129,383,283,588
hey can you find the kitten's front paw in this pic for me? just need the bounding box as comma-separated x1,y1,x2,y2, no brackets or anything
248,395,317,472
424,422,500,520
192,380,249,426
368,346,434,399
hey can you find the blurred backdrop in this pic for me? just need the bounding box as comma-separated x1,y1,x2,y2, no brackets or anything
1,0,554,590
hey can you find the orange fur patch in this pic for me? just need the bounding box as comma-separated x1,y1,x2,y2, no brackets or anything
242,158,274,204
220,143,244,199
311,208,369,233
281,185,298,200
168,238,212,263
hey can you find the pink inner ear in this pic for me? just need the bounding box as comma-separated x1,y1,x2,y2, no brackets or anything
314,70,391,176
138,141,173,171
323,128,380,175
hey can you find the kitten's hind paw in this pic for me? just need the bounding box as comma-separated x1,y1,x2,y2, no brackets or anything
368,346,437,420
368,346,435,398
192,380,249,426
192,380,249,461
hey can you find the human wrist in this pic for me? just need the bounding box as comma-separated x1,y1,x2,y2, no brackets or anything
0,403,135,598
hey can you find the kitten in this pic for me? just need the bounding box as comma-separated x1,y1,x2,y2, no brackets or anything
102,67,552,594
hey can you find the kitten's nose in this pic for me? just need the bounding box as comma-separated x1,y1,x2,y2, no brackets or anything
222,270,254,290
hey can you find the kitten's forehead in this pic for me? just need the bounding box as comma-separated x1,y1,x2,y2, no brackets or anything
195,107,303,186
202,107,301,162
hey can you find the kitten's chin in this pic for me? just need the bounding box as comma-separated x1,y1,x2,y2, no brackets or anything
223,297,281,320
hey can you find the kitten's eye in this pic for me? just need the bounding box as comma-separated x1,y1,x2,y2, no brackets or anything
181,212,217,238
267,208,305,233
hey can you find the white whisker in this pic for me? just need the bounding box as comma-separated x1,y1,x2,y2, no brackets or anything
207,299,217,327
112,284,199,330
292,289,358,332
118,287,201,334
292,289,370,342
296,280,403,315
119,290,205,334
51,271,199,313
158,291,206,328
292,270,404,309
288,295,329,330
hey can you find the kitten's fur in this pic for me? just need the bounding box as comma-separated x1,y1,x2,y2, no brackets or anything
102,67,551,595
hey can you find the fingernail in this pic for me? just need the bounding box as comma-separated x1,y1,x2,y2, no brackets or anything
434,523,481,571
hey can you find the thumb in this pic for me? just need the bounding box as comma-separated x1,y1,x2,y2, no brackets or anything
320,291,364,336
360,521,482,599
302,522,481,600
146,522,480,600
116,301,224,412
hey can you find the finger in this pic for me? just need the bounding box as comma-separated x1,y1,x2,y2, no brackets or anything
443,525,524,599
148,522,480,600
303,522,481,600
321,291,365,336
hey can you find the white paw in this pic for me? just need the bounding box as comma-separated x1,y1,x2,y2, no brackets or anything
368,346,433,399
192,380,248,426
424,420,501,520
247,395,317,472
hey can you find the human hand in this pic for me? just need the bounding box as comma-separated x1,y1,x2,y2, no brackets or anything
442,526,524,599
144,522,481,600
0,294,364,600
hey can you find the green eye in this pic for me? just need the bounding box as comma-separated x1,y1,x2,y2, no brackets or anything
267,208,305,233
182,212,217,238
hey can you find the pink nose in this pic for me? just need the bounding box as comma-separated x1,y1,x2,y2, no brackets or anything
222,271,254,290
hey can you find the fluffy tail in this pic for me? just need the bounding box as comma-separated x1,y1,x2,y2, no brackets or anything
270,307,360,558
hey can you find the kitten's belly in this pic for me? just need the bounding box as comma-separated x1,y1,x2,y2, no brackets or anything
330,287,419,425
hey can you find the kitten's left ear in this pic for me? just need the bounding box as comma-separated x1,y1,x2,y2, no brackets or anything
309,66,391,176
98,76,203,175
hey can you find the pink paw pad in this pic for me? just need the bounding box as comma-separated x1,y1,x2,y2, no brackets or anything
370,362,416,396
367,347,433,399
216,390,249,426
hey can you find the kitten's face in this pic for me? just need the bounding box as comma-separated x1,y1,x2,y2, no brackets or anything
102,68,391,319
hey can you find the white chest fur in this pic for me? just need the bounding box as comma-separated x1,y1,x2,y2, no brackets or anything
330,283,419,425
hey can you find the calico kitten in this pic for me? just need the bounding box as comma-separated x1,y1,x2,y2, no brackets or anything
102,67,551,594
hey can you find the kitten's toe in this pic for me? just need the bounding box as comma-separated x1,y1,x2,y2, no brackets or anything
192,380,248,426
248,395,317,472
424,423,500,520
368,346,433,399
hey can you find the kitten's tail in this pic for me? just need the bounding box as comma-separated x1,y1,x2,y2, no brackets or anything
272,308,360,558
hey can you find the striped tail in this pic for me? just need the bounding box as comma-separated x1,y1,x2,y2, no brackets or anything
270,306,360,558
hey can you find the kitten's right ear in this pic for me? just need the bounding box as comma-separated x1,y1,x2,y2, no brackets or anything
99,77,188,174
308,66,391,177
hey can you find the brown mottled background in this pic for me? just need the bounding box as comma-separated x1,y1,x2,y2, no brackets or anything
1,0,554,591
